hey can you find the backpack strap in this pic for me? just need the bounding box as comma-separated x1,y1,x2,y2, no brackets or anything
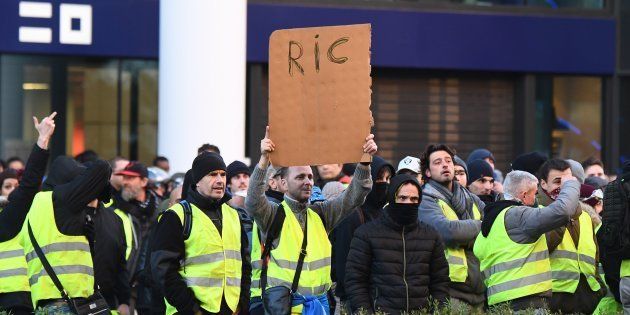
357,208,366,225
180,200,193,241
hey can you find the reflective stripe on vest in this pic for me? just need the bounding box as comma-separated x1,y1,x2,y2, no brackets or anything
20,191,94,306
0,233,30,293
163,202,242,315
473,206,551,306
550,211,601,293
265,201,332,297
250,223,263,298
113,209,135,261
437,199,481,283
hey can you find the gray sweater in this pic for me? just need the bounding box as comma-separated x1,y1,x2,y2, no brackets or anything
504,180,580,244
245,164,372,241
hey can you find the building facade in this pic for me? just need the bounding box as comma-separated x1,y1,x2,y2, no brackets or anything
1,0,627,173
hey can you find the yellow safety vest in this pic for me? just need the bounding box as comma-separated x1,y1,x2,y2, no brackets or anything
437,199,481,283
0,233,30,293
20,191,94,306
163,202,242,315
621,260,630,278
474,206,551,306
265,201,332,314
250,223,262,299
113,208,135,261
550,212,601,293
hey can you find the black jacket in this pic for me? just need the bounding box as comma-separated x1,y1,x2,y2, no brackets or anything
0,144,49,311
94,205,131,308
344,213,450,314
331,157,394,300
150,189,251,315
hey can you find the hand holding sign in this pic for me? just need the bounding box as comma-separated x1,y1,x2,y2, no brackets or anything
259,126,276,168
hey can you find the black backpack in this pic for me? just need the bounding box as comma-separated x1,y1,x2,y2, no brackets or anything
597,174,630,301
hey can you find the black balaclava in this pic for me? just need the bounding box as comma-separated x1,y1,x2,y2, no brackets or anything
385,174,422,226
363,156,394,211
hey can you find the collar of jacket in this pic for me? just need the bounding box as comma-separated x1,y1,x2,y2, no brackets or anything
186,188,230,212
283,194,309,214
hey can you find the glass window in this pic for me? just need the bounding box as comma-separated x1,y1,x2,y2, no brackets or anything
0,54,158,164
535,75,602,161
1,55,52,160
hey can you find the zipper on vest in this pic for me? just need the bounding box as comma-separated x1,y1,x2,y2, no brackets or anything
402,226,409,312
373,287,379,311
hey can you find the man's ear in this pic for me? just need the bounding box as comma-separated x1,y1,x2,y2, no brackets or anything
425,169,431,179
141,177,149,188
540,179,548,192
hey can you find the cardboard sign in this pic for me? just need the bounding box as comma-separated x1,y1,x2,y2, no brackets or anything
268,24,373,167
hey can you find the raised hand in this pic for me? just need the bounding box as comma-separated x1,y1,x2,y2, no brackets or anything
34,112,57,150
259,126,276,168
363,133,378,156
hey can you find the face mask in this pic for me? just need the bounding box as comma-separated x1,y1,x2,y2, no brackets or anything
365,182,388,209
545,186,562,201
386,203,419,225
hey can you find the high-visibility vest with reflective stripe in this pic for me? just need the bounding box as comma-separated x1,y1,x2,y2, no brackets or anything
113,208,134,260
473,206,551,306
19,191,94,306
250,223,262,299
437,199,481,283
0,232,29,293
621,260,630,277
163,202,242,315
550,211,601,293
266,201,332,314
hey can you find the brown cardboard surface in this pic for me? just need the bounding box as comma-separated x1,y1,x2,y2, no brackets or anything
268,24,373,167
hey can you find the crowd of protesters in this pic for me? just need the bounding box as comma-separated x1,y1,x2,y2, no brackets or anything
2,113,630,315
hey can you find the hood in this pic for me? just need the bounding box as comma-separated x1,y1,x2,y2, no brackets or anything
371,156,394,182
480,199,521,237
42,156,86,191
386,174,422,204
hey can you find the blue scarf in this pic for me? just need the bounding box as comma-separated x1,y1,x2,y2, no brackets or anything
292,293,329,315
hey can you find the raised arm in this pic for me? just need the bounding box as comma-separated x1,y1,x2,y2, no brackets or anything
0,112,56,241
245,126,279,232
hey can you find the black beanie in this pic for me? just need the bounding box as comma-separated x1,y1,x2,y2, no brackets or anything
511,151,548,176
623,161,630,175
467,159,494,184
227,161,250,181
192,152,226,184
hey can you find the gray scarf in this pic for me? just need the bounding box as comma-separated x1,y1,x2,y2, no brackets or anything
425,179,476,219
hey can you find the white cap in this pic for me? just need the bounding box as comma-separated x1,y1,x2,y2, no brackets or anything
397,156,421,174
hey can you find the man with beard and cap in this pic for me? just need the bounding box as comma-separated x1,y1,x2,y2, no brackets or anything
19,156,111,314
474,170,581,311
418,144,485,309
150,152,251,315
330,156,394,311
246,127,376,314
466,159,497,203
535,159,605,314
0,112,55,315
453,156,468,187
345,174,450,314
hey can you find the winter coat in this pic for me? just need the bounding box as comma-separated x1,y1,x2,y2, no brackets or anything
344,212,450,314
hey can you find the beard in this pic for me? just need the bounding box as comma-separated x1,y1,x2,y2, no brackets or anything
122,186,141,202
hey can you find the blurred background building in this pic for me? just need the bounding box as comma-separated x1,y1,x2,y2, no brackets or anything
0,0,628,173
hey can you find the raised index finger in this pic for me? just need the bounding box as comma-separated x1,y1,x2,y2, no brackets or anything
48,112,58,120
265,126,270,139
